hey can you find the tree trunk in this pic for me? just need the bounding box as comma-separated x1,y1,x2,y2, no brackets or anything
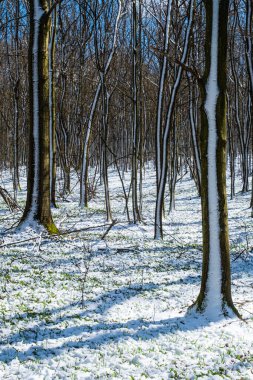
227,94,235,200
245,0,253,215
169,120,178,213
192,0,239,318
156,0,172,188
19,0,58,234
188,77,201,195
49,6,57,207
100,72,112,222
131,0,141,223
13,0,21,198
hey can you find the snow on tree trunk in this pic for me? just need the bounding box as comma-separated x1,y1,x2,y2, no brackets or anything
204,0,221,317
245,0,253,214
19,0,58,234
49,7,57,208
131,0,141,224
30,0,44,220
156,0,172,187
191,0,239,319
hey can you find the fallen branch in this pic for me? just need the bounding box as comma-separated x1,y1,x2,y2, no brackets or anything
0,236,39,248
101,219,117,240
0,221,119,249
58,222,117,237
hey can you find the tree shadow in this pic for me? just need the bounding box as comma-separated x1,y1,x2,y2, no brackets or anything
0,311,217,363
0,274,207,364
5,274,200,324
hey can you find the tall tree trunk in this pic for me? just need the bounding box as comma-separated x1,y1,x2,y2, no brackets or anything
192,0,239,318
19,0,58,234
13,0,21,198
138,0,144,216
156,0,172,188
245,0,253,215
100,72,112,222
49,6,57,207
227,94,235,200
131,0,141,223
169,120,178,213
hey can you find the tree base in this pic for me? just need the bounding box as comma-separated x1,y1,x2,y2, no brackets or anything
17,218,59,235
187,296,241,321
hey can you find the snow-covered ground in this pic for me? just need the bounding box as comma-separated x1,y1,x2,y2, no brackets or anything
0,165,252,379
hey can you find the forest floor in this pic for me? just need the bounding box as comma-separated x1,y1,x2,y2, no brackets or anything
0,165,252,380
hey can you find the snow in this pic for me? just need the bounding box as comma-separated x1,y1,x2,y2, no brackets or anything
204,0,222,318
0,164,252,379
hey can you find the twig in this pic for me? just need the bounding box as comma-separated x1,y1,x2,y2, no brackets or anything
0,236,40,248
58,222,116,237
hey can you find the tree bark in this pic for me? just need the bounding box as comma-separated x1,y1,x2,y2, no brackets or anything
192,0,239,318
245,0,253,215
49,6,57,208
19,0,58,234
131,0,141,223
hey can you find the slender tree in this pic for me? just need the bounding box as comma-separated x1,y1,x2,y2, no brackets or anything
155,0,172,189
13,0,21,197
154,0,194,239
49,5,57,207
